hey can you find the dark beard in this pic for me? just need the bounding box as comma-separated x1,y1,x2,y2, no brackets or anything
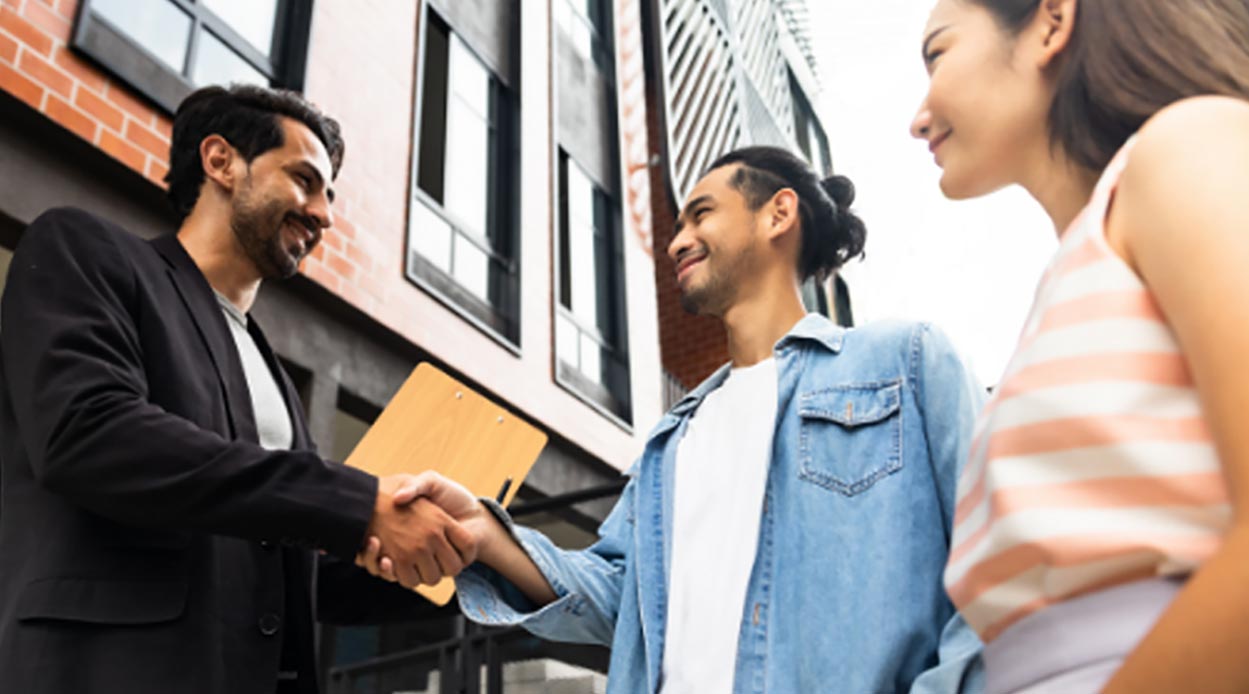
230,181,304,280
678,249,749,316
680,278,727,315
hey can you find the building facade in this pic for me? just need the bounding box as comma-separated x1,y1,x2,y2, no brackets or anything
0,0,842,690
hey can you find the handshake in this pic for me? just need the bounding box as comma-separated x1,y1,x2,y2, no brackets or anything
354,471,497,589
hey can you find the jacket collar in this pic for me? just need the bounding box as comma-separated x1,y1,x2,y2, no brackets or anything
664,313,845,421
150,233,259,444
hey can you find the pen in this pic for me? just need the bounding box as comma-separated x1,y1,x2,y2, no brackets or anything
495,477,513,504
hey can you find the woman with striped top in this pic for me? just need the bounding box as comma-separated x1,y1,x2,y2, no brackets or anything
910,0,1249,691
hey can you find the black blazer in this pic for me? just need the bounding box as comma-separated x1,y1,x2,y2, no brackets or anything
0,208,432,694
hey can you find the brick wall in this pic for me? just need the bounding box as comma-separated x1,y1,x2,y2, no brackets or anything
0,0,385,319
0,0,171,187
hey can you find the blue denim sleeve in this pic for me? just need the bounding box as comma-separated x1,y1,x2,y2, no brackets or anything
908,323,987,693
909,612,985,694
454,476,635,647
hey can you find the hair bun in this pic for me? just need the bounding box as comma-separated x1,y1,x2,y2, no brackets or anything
821,175,856,210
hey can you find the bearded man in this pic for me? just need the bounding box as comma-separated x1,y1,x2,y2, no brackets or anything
0,85,471,694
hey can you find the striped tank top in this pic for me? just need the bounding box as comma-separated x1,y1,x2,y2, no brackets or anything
944,139,1231,642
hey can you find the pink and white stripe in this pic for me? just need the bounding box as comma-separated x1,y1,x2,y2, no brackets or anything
945,141,1229,642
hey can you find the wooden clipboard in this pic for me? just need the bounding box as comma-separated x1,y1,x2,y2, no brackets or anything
345,362,547,605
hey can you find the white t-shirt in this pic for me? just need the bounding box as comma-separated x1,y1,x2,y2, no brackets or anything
661,358,778,694
215,292,293,451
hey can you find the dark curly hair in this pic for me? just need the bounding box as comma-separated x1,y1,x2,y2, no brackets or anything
705,146,866,281
968,0,1249,172
164,84,345,220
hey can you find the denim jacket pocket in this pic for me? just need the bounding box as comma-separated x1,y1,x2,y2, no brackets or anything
797,379,903,496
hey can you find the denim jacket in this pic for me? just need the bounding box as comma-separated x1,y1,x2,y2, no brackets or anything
457,315,985,694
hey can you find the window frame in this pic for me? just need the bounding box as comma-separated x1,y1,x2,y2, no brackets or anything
71,0,312,114
553,150,632,426
405,4,522,351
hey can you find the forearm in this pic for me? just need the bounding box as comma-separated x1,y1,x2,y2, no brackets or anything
1103,527,1249,693
477,510,558,606
31,394,376,557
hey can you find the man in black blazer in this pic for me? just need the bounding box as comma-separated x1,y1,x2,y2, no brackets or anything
0,85,474,693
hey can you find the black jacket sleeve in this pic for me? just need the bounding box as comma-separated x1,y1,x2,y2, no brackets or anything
316,555,449,625
1,209,377,559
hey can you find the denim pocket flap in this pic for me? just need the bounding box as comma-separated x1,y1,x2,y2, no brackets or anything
799,381,901,428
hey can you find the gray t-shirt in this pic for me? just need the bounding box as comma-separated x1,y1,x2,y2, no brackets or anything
215,292,293,451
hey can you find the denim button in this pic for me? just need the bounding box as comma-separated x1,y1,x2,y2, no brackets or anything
258,613,281,636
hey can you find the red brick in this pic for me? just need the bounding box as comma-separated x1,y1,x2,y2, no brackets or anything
153,114,172,139
324,247,358,282
73,84,122,130
0,29,16,63
104,82,155,126
332,212,357,239
0,7,53,56
336,280,373,313
56,0,78,20
124,117,168,159
98,128,147,172
18,46,71,96
300,257,341,293
345,240,373,272
358,270,389,302
320,228,344,252
0,59,43,108
21,0,70,41
44,92,95,142
145,158,168,187
54,46,106,93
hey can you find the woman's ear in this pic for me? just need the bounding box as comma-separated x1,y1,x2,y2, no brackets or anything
1035,0,1078,70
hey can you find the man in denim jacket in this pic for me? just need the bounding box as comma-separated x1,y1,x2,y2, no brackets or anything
361,146,984,693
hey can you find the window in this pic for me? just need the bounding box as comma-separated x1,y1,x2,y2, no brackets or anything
800,275,854,328
555,152,631,423
789,70,832,177
556,0,611,70
72,0,312,113
407,9,520,346
800,277,830,318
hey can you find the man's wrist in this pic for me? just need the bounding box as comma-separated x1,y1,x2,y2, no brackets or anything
474,497,516,566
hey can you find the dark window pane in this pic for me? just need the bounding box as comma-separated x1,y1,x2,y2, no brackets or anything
417,18,451,203
93,0,191,72
202,0,278,57
192,28,268,87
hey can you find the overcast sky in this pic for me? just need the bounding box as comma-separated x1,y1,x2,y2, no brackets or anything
807,0,1056,385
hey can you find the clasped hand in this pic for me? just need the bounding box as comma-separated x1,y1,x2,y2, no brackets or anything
355,471,491,589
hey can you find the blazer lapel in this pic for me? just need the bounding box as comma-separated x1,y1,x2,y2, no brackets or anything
150,233,258,444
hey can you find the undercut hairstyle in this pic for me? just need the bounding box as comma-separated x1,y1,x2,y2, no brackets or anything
706,146,866,281
165,84,345,220
968,0,1249,172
